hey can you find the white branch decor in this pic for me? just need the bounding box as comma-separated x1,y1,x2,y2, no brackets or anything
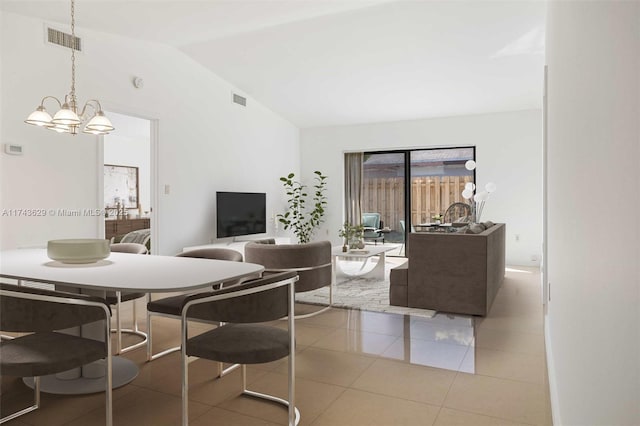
460,160,496,223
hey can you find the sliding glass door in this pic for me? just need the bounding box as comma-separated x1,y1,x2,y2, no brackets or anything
360,147,475,256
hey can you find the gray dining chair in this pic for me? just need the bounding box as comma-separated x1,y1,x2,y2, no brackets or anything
180,271,300,426
0,283,112,426
146,248,246,362
105,242,148,354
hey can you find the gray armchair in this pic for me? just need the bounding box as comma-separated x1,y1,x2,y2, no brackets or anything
244,240,332,318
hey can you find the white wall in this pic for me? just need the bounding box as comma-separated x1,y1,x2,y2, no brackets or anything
301,109,542,266
103,112,151,216
545,1,640,425
0,11,299,255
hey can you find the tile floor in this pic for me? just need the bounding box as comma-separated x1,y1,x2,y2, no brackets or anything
1,266,552,425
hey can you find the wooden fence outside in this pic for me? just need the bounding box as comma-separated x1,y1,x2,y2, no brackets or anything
362,176,473,231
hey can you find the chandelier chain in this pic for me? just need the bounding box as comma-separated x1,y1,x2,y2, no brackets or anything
70,0,76,105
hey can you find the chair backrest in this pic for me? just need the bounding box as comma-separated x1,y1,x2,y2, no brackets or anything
183,271,298,324
443,202,472,223
244,240,331,292
177,248,243,262
110,242,148,254
0,283,109,333
362,213,381,229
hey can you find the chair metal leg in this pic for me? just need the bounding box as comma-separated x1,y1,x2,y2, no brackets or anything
147,294,181,361
105,337,113,426
0,377,41,424
181,317,189,426
293,281,332,320
240,366,300,426
218,362,240,378
112,292,148,355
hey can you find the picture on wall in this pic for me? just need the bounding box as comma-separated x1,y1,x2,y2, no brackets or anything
104,164,139,209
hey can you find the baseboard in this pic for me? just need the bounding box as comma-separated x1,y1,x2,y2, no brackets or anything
544,316,562,426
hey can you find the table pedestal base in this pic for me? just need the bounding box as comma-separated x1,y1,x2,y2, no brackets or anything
334,253,386,280
23,357,138,395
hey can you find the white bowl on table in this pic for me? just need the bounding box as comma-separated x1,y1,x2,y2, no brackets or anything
47,239,111,264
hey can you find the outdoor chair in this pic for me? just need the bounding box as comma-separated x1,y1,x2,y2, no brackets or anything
0,283,112,425
443,202,472,224
362,212,384,244
180,271,300,426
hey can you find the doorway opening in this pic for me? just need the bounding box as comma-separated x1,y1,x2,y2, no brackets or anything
102,112,154,253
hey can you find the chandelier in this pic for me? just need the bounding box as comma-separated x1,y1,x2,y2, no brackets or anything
24,0,114,135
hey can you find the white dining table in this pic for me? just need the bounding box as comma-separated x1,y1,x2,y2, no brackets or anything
0,248,264,394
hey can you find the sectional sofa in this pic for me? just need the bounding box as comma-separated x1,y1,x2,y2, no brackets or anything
389,223,505,316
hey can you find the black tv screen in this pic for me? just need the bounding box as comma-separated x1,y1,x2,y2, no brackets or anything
216,192,266,238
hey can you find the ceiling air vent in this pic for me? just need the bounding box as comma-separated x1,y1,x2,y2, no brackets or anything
232,93,247,107
47,27,82,51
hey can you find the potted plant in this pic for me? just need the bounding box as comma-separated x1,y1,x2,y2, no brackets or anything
277,171,327,244
338,222,365,251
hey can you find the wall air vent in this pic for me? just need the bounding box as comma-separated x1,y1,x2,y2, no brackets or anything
47,27,82,51
232,93,247,107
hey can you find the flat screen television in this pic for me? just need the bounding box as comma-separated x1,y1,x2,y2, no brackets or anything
216,192,267,238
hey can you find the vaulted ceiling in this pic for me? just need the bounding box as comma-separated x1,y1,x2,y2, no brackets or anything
1,0,546,128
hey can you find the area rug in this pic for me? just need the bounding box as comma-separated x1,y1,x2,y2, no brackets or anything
296,256,436,319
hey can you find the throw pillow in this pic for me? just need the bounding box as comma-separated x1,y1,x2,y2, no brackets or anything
482,221,495,229
465,223,487,234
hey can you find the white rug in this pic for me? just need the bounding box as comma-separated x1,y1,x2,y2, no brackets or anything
297,256,436,319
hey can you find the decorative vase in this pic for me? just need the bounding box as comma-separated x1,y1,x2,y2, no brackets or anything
349,237,365,250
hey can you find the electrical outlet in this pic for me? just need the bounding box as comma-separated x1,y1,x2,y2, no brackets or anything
515,234,520,242
164,184,170,195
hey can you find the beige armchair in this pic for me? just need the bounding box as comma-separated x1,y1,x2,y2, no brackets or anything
244,240,332,318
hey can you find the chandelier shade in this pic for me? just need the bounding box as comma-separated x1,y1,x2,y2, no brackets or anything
84,111,115,133
24,106,53,127
52,104,81,125
24,0,114,136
